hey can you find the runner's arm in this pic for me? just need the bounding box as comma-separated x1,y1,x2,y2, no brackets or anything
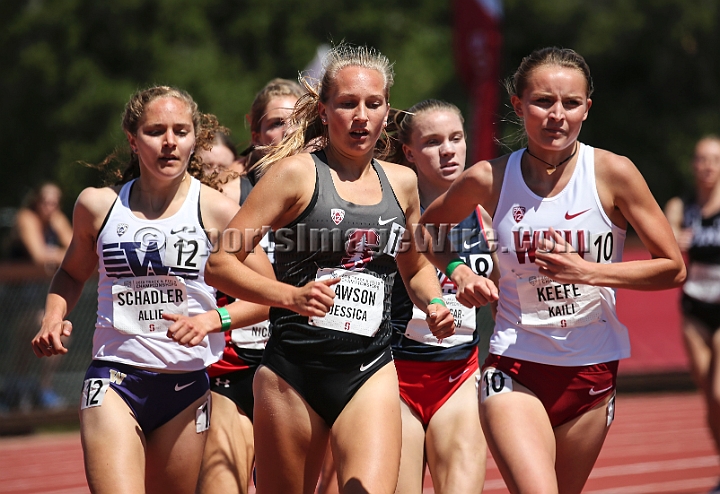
32,187,115,357
383,162,455,339
205,155,338,317
418,162,499,308
534,153,686,289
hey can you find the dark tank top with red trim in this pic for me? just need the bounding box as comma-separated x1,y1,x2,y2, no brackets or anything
264,150,406,368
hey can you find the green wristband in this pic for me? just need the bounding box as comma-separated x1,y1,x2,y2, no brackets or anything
216,307,232,332
429,297,446,307
445,258,467,278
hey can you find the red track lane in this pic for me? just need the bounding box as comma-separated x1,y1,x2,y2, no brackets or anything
1,393,717,494
477,393,719,494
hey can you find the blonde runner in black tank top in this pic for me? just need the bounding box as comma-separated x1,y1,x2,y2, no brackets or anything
266,150,406,368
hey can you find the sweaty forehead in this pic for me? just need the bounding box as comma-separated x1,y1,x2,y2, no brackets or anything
142,97,193,124
524,65,588,96
410,110,462,140
332,66,387,97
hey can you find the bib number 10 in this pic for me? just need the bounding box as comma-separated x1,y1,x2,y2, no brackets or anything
479,367,513,403
593,232,614,263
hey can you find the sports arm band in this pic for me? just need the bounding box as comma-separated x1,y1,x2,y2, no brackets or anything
429,297,446,307
215,307,232,332
445,258,467,278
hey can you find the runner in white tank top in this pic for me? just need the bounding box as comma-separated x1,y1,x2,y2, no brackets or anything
492,142,629,366
31,86,272,494
93,176,223,370
418,48,685,494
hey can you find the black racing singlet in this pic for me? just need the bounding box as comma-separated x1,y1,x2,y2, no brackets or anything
683,196,720,264
265,151,406,368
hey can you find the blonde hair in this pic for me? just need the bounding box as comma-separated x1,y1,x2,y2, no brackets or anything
247,78,305,134
253,44,394,178
387,99,464,166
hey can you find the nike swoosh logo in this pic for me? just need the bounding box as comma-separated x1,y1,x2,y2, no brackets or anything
565,209,591,220
378,216,398,226
175,381,196,392
589,385,613,396
448,369,469,383
360,352,385,372
171,225,199,235
463,240,483,250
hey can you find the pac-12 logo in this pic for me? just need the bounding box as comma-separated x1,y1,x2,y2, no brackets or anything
331,208,345,225
341,229,380,269
513,206,526,223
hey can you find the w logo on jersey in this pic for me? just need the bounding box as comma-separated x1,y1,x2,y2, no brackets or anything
103,241,171,278
102,225,200,280
341,229,380,269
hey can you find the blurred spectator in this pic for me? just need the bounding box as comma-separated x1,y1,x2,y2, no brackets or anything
9,182,72,269
7,182,72,410
665,136,720,493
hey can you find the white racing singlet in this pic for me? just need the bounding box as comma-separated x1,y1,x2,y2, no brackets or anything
491,143,630,366
94,178,223,371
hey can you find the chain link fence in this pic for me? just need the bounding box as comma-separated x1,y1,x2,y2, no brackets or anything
0,267,97,421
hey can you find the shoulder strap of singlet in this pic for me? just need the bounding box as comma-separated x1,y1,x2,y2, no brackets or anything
96,196,118,241
371,160,405,218
96,181,132,242
493,149,523,223
281,153,320,229
239,175,253,206
311,150,333,184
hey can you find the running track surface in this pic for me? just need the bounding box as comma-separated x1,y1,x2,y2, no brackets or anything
0,392,716,494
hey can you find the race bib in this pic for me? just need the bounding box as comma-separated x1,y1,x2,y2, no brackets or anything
80,378,111,410
164,227,208,270
479,367,514,403
112,276,189,334
405,294,476,346
516,275,602,329
196,394,211,433
230,320,271,349
309,268,384,337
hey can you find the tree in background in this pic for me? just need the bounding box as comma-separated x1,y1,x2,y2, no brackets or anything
1,0,718,214
0,0,460,212
500,0,720,203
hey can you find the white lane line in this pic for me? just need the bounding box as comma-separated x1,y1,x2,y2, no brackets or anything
589,455,719,479
584,476,718,494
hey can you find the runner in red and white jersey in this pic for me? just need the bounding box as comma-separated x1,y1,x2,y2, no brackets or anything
419,47,686,493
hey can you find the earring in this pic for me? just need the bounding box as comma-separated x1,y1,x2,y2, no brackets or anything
383,121,387,128
321,118,327,124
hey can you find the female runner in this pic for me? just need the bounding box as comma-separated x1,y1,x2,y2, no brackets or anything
389,99,493,494
197,78,304,494
205,44,455,494
665,136,720,493
418,47,686,493
30,86,270,494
